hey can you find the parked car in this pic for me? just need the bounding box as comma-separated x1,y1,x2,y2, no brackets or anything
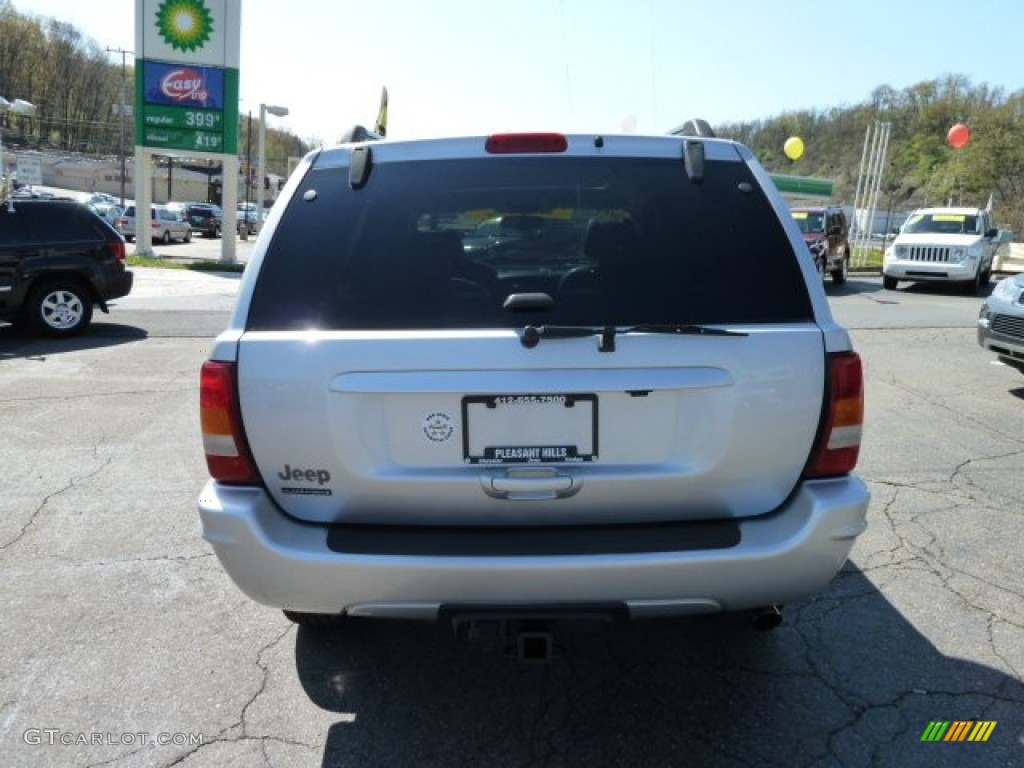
198,126,868,656
87,201,124,229
462,214,580,256
883,206,998,293
236,204,265,234
118,204,192,244
183,202,223,238
977,273,1024,374
0,199,133,336
790,205,850,284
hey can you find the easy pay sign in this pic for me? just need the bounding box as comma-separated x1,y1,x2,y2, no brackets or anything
135,0,240,155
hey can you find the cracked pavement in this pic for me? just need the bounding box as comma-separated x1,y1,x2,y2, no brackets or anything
0,273,1021,767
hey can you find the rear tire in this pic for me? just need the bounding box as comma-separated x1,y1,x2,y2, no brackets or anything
283,610,349,628
184,229,192,243
161,230,171,245
25,280,93,337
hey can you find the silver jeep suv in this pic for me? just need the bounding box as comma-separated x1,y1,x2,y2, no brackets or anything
198,128,869,649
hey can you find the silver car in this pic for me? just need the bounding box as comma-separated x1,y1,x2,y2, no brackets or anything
118,204,192,244
977,273,1024,373
198,127,869,656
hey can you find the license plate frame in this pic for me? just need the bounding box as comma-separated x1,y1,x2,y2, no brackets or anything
461,393,598,464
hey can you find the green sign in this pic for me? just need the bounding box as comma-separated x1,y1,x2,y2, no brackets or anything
771,174,834,198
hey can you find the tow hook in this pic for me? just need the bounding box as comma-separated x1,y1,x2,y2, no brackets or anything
455,618,560,663
750,604,784,631
446,604,627,661
508,620,557,663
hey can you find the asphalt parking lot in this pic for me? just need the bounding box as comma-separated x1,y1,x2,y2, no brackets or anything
1,269,1022,767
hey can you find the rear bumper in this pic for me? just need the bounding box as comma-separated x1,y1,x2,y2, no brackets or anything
198,477,870,618
104,270,133,301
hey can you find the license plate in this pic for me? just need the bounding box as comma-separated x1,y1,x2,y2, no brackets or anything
461,394,597,464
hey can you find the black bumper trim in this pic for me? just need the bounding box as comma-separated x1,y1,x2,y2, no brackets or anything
326,518,741,557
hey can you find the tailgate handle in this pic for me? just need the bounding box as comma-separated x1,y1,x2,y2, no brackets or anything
484,469,579,500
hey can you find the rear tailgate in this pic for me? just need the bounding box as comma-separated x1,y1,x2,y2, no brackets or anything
238,327,823,525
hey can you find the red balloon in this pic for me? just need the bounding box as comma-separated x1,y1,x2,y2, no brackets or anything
948,123,970,148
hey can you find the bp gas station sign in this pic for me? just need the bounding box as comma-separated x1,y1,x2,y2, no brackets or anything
134,0,242,258
136,0,239,155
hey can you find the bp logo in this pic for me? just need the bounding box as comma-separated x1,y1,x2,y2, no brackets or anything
156,0,214,52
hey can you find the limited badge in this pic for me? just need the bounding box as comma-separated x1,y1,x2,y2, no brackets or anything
423,412,454,443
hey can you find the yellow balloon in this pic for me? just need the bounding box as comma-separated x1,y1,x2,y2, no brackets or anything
784,136,805,160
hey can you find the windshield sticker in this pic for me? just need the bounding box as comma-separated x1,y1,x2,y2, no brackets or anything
933,215,966,222
423,412,455,443
792,212,808,219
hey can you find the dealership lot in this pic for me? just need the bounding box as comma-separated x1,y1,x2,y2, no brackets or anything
1,272,1022,767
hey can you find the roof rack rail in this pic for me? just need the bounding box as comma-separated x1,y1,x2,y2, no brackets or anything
669,118,716,139
338,124,383,144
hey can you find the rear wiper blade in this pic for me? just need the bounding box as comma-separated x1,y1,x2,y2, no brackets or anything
520,323,746,351
624,323,748,338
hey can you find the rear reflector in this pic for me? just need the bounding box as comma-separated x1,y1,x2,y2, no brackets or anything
200,361,260,484
803,351,864,479
485,133,568,154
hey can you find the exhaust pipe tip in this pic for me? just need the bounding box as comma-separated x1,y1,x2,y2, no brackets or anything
751,605,784,631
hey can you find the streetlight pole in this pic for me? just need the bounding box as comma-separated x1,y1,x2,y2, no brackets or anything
106,47,133,207
0,96,38,198
245,110,252,214
256,103,288,231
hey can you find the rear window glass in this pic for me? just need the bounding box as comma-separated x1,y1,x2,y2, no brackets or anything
248,156,813,330
0,202,107,244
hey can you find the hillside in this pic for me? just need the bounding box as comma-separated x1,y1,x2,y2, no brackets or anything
716,74,1024,235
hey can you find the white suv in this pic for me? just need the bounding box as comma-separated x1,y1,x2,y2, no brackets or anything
883,206,999,293
198,128,868,654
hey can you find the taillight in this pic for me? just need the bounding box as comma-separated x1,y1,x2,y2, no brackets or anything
109,239,126,263
803,352,864,478
200,361,260,484
485,133,568,154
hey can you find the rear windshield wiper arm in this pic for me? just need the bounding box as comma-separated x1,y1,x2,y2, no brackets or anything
520,324,604,349
520,323,747,351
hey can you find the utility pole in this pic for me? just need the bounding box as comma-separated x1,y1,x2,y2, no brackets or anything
106,46,133,207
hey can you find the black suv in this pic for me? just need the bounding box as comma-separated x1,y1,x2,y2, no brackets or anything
183,203,223,238
0,200,133,336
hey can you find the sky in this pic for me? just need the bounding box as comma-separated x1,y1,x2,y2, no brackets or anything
9,0,1023,145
